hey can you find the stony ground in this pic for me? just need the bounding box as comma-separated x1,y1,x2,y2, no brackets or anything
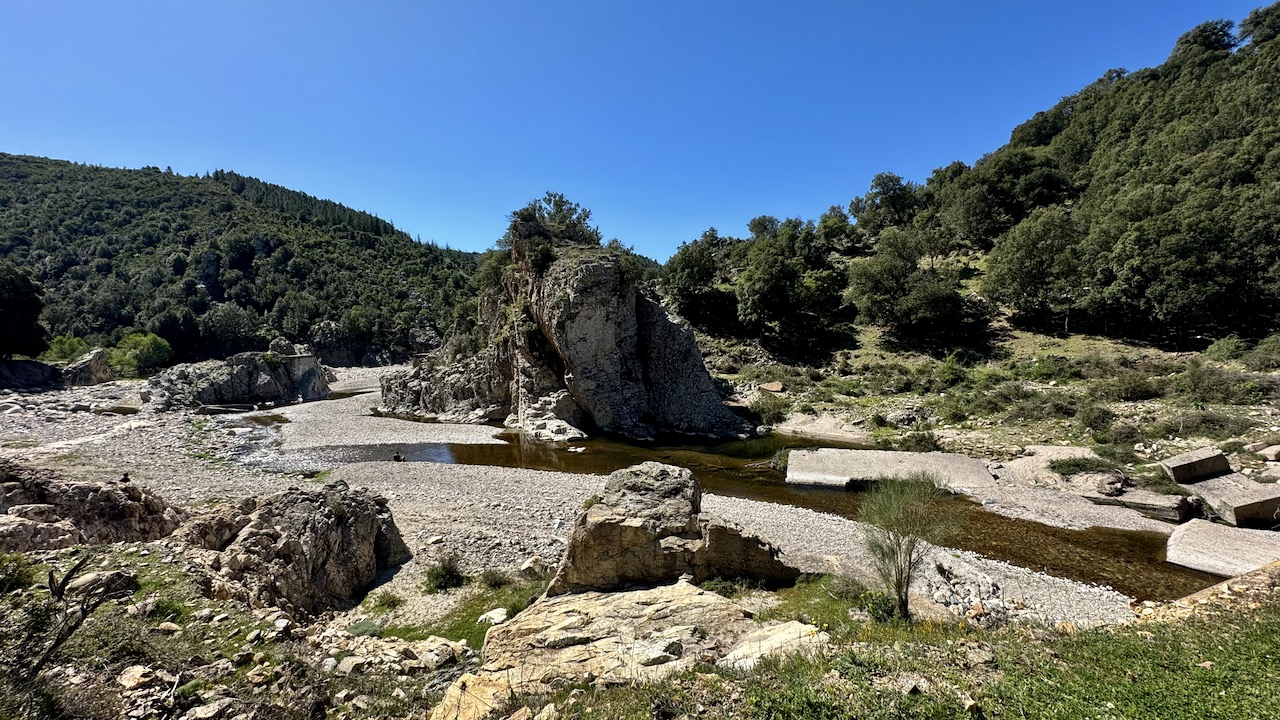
0,366,1149,630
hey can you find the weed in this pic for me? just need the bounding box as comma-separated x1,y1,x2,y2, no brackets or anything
699,576,765,599
423,554,466,593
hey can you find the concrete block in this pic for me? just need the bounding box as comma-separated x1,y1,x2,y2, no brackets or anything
1159,447,1231,484
785,448,996,491
1183,472,1280,527
1166,519,1280,577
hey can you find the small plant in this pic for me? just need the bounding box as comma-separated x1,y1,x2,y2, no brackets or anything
370,590,404,612
0,553,35,594
771,448,790,471
750,392,791,425
174,678,211,701
147,596,190,622
582,494,601,510
857,473,955,619
1076,404,1116,432
347,618,383,637
699,576,764,599
478,568,513,589
1093,369,1162,401
1203,335,1248,361
896,431,943,452
423,553,466,593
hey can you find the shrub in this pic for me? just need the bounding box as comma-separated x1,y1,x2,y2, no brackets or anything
1243,333,1280,371
699,576,765,599
750,392,791,425
858,473,955,619
0,553,35,594
1093,370,1162,401
1048,457,1118,477
347,618,383,637
1024,355,1084,382
423,554,466,593
371,591,403,612
40,335,88,362
108,332,174,377
1076,404,1116,432
1004,392,1078,422
896,431,943,452
478,569,513,589
1167,360,1274,404
1204,335,1248,361
1146,412,1255,440
1094,443,1139,465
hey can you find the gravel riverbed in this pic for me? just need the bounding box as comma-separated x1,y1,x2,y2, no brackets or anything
1,366,1140,627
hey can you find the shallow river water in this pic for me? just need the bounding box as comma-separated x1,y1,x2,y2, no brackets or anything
280,431,1221,601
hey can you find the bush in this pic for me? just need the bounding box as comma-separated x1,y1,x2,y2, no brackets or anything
1147,412,1255,440
347,619,383,637
1204,335,1248,361
1094,443,1139,465
1243,333,1280,371
1048,457,1118,477
1022,355,1083,382
423,554,466,593
896,431,943,452
0,553,35,594
1167,361,1274,404
750,392,791,425
478,569,513,589
1075,404,1116,432
1093,370,1162,401
1004,392,1078,422
858,473,955,619
108,332,174,377
371,591,403,612
40,335,88,362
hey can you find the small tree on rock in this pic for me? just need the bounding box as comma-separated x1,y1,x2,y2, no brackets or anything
857,472,955,619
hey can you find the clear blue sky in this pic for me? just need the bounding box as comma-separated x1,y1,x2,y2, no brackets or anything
2,1,1267,260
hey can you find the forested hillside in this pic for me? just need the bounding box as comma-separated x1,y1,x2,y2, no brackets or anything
0,154,476,362
664,3,1280,350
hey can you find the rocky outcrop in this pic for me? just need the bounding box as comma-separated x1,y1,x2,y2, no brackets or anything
1166,519,1280,577
174,480,410,616
382,249,749,441
148,352,330,410
0,360,61,390
62,348,115,386
546,462,799,596
0,462,185,552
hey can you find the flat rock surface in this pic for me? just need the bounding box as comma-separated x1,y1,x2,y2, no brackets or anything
1180,472,1280,527
267,391,506,450
1166,519,1280,577
786,448,998,490
1159,447,1231,484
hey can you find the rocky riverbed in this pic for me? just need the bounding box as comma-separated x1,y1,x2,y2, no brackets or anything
1,367,1145,628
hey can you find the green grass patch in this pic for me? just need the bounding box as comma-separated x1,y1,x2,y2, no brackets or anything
1048,457,1118,477
383,577,549,649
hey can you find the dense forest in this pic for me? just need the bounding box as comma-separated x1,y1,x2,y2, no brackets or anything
0,154,476,363
663,3,1280,351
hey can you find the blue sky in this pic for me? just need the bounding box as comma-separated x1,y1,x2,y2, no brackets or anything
1,1,1267,260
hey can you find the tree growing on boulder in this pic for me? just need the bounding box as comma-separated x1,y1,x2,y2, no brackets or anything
857,472,955,619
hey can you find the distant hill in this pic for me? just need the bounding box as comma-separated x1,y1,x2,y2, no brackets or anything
663,3,1280,349
0,153,477,362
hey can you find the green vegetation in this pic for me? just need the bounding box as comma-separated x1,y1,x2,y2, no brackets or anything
1048,457,1119,477
383,576,548,650
0,154,476,363
0,259,49,359
422,553,466,593
857,474,955,619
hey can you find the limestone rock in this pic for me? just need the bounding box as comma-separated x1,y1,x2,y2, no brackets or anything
148,352,330,410
173,480,410,616
546,462,799,596
429,673,513,720
0,461,185,552
62,348,115,386
1181,472,1280,527
1159,447,1231,484
1166,519,1280,577
716,620,830,671
381,249,749,441
481,581,755,693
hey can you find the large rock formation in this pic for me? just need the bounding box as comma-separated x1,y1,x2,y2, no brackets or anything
0,360,61,390
174,480,410,616
381,248,749,441
546,462,800,595
0,462,186,552
62,348,115,386
147,351,330,410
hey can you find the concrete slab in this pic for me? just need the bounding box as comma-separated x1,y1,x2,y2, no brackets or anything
1183,472,1280,527
1166,519,1280,577
1159,447,1231,484
785,448,996,491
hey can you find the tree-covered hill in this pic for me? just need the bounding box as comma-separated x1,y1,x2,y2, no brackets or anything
664,3,1280,350
0,153,477,362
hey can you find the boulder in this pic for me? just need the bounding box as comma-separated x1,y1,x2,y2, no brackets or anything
1166,519,1280,577
1181,472,1280,527
0,462,186,552
148,352,329,410
546,462,799,596
428,673,513,720
1159,447,1231,484
481,580,756,693
786,448,996,491
173,480,410,616
62,348,115,386
0,360,61,390
381,249,750,441
716,619,830,671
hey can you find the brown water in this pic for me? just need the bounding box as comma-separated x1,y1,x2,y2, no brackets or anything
299,432,1222,601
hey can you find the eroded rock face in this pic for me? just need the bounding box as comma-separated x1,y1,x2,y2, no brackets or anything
546,462,800,596
0,462,186,552
63,348,115,386
148,352,330,409
381,250,749,441
174,480,410,616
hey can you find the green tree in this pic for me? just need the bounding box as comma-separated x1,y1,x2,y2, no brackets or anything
0,261,49,359
108,332,174,376
984,206,1084,331
857,473,955,619
846,228,968,342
